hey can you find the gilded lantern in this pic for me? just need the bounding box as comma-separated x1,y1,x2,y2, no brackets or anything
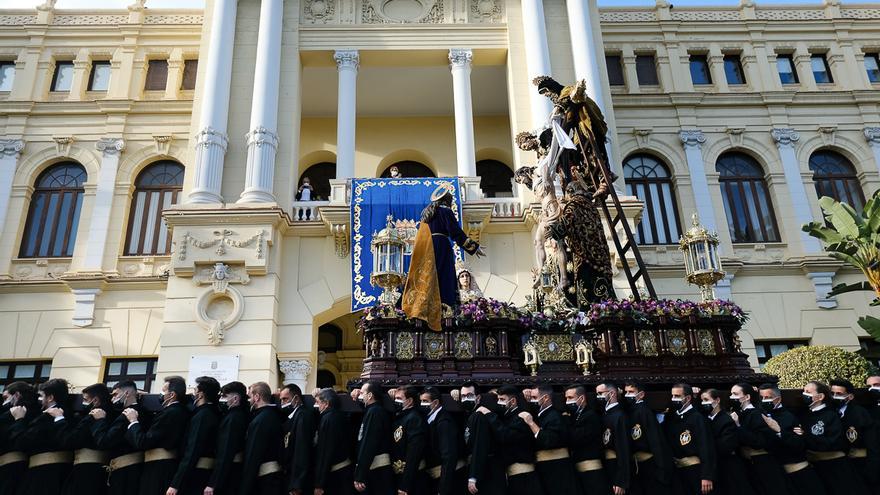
371,214,407,305
678,213,725,301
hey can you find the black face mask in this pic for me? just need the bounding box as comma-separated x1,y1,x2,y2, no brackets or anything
670,398,685,413
802,394,815,408
219,401,229,413
393,400,404,412
596,395,608,410
700,402,714,414
623,395,638,407
460,398,476,413
112,398,126,411
831,397,846,410
760,400,775,415
420,404,432,415
729,400,742,412
565,401,579,415
869,388,880,405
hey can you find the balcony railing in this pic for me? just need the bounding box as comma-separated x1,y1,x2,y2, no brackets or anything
291,201,329,222
486,197,523,218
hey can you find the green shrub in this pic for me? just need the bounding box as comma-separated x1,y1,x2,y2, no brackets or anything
763,345,871,389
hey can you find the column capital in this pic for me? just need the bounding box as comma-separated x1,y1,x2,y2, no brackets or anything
334,49,359,71
679,129,706,149
246,126,279,150
0,139,25,157
771,128,800,148
279,359,313,385
864,127,880,146
448,48,473,68
95,137,125,156
195,127,229,151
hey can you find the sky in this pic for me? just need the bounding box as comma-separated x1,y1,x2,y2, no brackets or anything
2,0,836,10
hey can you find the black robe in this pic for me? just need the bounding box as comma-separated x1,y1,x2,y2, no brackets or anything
463,410,505,495
56,407,113,495
569,406,611,495
207,406,249,495
0,406,38,495
627,401,673,495
839,402,879,490
170,403,220,494
734,407,788,495
91,403,151,495
125,401,189,495
601,403,632,491
282,404,317,494
708,411,756,495
663,406,715,495
239,406,283,495
801,405,867,495
391,407,428,495
314,408,353,495
426,408,462,495
533,406,577,494
9,408,73,495
486,408,544,495
765,406,826,495
354,402,395,495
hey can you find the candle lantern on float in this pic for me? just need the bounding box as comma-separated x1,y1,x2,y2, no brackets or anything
371,214,406,305
679,213,725,301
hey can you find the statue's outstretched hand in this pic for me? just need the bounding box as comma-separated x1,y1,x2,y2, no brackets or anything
474,247,487,258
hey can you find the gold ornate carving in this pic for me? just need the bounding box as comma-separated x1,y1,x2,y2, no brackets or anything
667,329,688,356
484,335,497,355
454,332,473,359
396,332,415,360
637,330,658,357
532,334,574,361
424,333,445,359
697,329,715,355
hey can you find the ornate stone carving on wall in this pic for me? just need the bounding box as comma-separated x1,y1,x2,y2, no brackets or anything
177,229,265,261
469,0,503,23
193,263,248,345
303,0,337,23
362,0,443,24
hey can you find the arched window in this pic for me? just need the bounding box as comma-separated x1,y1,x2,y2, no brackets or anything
124,161,184,256
20,162,86,258
623,154,681,245
318,323,342,353
809,150,865,213
380,161,435,178
716,152,780,243
298,162,335,201
477,160,514,198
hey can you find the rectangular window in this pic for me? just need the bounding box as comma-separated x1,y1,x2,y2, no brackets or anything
0,61,14,92
754,340,806,369
635,55,659,86
865,53,880,83
51,61,74,92
88,61,111,92
689,55,712,85
776,54,798,84
144,60,168,91
724,55,747,85
605,55,624,86
181,59,198,90
103,357,158,392
811,54,833,84
0,360,52,393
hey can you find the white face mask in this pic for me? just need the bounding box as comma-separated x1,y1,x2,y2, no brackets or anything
82,400,91,408
219,397,229,404
565,400,578,406
869,385,880,391
729,395,741,401
420,402,431,408
497,400,507,407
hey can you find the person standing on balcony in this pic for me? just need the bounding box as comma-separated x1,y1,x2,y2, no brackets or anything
297,177,313,201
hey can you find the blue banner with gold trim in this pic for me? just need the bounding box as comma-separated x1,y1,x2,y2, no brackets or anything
351,177,462,312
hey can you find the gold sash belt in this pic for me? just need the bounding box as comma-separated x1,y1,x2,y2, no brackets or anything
144,448,177,463
108,452,144,472
633,452,654,462
370,453,391,470
258,461,281,477
73,448,109,465
806,451,844,462
576,459,603,472
196,457,215,470
739,447,768,459
604,450,617,460
331,459,352,472
674,456,701,468
848,448,867,459
536,448,569,462
426,460,467,479
0,451,27,467
783,461,809,474
29,451,73,468
506,463,535,477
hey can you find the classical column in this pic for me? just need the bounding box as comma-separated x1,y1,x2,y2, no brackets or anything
770,128,821,253
521,0,553,128
866,127,880,175
82,138,124,272
279,359,313,391
679,130,718,232
334,50,359,180
0,140,24,235
449,49,476,177
187,0,238,204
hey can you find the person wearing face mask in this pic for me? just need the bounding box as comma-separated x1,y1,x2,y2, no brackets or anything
517,385,576,495
796,381,867,495
623,382,674,495
662,383,715,495
124,375,190,495
700,389,755,495
0,381,38,495
462,391,505,495
55,383,114,495
865,375,880,492
389,386,428,495
313,388,354,495
166,376,221,495
90,381,147,495
7,378,74,495
239,382,284,495
421,387,463,495
353,381,395,495
727,383,788,495
595,382,631,495
278,383,317,495
829,379,877,492
756,384,826,495
564,384,611,495
205,381,249,495
478,385,544,495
